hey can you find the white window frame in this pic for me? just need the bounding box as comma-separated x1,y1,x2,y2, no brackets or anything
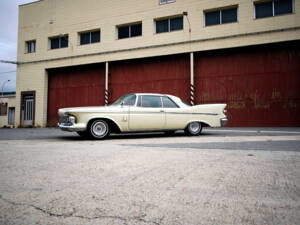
204,6,238,26
26,40,36,53
254,0,294,19
79,30,101,45
49,35,68,50
117,22,142,39
155,16,183,33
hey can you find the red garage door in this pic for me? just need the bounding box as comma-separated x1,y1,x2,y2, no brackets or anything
195,41,300,126
109,54,190,103
47,64,105,126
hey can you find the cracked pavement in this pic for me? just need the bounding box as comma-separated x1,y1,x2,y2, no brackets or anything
0,127,300,225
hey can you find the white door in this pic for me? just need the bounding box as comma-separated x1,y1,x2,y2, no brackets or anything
129,95,165,131
22,96,34,126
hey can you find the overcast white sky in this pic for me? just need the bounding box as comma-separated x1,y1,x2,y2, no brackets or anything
0,0,38,92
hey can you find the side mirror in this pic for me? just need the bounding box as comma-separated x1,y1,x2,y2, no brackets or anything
120,101,124,107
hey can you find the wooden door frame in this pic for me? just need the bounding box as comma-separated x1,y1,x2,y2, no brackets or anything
20,91,36,127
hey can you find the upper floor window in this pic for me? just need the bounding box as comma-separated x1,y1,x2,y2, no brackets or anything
118,23,142,39
255,0,293,19
80,30,100,45
205,7,238,26
50,35,68,50
156,16,183,33
26,40,36,53
159,0,175,5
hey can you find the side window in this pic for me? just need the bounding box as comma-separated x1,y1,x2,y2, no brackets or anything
141,96,162,108
162,97,179,108
123,94,136,106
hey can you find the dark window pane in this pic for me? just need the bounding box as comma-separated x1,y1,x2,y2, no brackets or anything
123,94,136,106
118,26,129,39
156,19,169,33
141,96,162,108
274,0,293,15
80,32,90,45
170,16,183,31
27,41,35,53
137,96,142,107
131,23,142,37
222,8,237,23
205,11,220,26
60,36,68,48
162,97,178,108
91,31,100,43
51,38,59,49
255,1,273,18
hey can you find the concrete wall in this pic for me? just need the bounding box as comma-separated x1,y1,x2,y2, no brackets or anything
0,97,16,127
16,0,300,127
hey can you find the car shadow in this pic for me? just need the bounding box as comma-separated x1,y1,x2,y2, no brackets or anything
56,130,218,141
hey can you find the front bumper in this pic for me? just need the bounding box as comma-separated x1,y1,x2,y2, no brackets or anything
220,118,228,127
57,123,86,132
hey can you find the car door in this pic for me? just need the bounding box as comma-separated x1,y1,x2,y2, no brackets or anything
129,95,166,131
162,96,189,129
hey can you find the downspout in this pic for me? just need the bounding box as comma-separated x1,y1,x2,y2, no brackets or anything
105,62,109,106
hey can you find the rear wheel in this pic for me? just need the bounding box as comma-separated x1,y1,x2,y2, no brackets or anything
88,119,109,140
185,122,202,136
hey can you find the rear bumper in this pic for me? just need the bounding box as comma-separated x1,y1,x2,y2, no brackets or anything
57,123,86,132
220,118,228,127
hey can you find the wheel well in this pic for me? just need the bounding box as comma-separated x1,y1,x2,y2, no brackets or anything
87,118,121,134
185,121,210,129
200,122,210,127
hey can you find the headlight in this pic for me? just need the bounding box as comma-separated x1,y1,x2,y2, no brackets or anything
68,116,76,124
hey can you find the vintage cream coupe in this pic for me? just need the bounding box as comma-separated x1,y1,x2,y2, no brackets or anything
58,93,227,139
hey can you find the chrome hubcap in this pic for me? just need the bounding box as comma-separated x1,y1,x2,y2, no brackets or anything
92,121,107,137
189,122,200,134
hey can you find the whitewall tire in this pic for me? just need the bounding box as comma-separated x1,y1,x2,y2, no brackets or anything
89,120,109,139
185,122,202,136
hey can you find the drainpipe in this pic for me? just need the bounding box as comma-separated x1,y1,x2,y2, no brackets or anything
105,62,109,106
184,11,195,106
190,52,195,106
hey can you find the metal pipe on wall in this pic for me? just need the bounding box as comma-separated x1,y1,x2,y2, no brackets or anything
105,62,109,106
190,52,195,105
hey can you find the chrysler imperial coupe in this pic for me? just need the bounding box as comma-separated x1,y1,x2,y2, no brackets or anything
58,93,227,139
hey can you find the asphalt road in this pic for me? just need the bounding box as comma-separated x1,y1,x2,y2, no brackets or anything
0,127,299,225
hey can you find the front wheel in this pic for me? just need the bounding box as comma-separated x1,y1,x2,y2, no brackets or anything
88,120,109,140
185,122,202,136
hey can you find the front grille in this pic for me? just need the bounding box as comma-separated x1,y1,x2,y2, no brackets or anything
59,114,69,124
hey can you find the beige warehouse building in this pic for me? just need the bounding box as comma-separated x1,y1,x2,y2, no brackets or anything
1,0,300,127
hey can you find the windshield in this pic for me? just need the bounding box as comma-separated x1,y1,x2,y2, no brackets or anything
110,94,137,106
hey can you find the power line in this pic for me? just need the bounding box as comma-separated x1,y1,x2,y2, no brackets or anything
0,60,18,64
0,71,16,75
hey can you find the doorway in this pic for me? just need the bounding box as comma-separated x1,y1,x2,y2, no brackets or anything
21,91,35,126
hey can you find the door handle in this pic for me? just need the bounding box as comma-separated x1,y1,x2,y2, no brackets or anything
160,110,164,112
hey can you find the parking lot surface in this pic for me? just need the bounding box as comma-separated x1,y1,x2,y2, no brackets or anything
0,127,299,225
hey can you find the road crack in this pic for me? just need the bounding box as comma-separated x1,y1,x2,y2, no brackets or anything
0,194,163,224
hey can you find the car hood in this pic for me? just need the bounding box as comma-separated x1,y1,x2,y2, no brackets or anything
58,105,122,114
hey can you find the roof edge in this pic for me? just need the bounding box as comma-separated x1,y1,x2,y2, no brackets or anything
19,0,41,7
